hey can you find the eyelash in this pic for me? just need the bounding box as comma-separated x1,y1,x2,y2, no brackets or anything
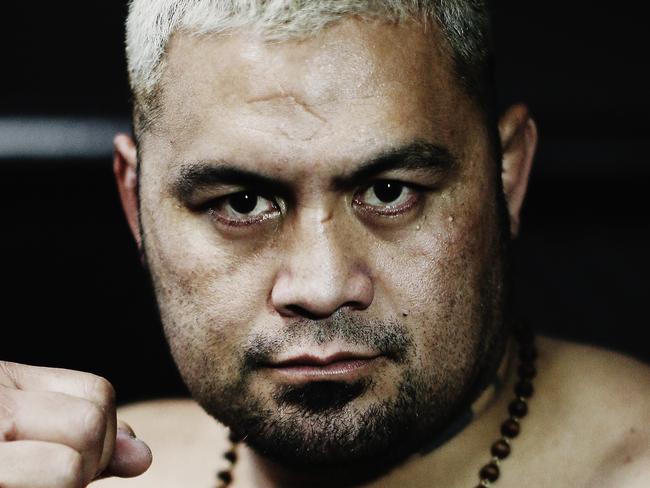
206,192,281,227
203,180,426,228
352,180,423,217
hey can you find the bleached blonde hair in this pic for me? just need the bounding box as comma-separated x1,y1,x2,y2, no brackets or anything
125,0,493,135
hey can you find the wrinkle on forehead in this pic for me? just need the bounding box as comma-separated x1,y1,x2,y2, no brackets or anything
246,93,327,141
153,18,471,167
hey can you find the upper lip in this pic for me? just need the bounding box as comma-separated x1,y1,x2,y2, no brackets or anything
270,352,380,367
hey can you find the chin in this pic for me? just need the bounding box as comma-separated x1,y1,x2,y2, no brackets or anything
201,363,475,484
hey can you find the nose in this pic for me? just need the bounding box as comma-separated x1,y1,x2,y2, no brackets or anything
270,217,374,319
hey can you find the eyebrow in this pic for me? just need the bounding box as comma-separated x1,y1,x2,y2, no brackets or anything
171,140,456,201
172,164,294,202
331,141,456,191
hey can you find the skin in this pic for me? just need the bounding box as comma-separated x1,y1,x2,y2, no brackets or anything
91,340,650,488
146,22,514,474
1,14,647,488
21,14,645,488
0,361,152,487
116,17,535,485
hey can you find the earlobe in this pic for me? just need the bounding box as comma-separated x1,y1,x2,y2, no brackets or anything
113,134,142,249
499,104,538,238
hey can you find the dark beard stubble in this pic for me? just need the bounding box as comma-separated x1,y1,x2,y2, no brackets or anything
140,225,510,484
137,156,513,482
193,304,508,483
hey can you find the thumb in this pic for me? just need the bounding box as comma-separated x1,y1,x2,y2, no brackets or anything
96,420,153,479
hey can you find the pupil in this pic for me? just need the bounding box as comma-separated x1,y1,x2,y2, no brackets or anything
230,192,258,214
374,182,402,203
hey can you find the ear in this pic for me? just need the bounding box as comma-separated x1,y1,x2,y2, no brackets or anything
113,133,142,249
499,104,538,237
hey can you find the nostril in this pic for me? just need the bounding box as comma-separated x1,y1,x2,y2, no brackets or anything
282,301,369,320
284,304,332,320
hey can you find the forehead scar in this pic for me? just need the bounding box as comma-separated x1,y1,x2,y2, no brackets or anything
246,94,327,141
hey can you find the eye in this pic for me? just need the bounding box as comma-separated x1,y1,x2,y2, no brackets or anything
353,180,419,216
209,191,280,226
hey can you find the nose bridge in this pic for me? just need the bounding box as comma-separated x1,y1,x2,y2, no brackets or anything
302,211,347,285
270,208,373,318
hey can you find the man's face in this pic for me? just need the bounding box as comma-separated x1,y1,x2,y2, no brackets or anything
137,19,508,469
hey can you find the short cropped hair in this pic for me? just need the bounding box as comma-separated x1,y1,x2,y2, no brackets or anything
125,0,495,137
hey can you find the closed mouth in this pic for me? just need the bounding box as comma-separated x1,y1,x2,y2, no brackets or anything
265,352,382,380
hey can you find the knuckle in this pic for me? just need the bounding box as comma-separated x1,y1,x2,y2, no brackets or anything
78,401,107,449
85,374,116,407
0,385,14,411
55,446,84,488
0,387,17,441
0,361,19,387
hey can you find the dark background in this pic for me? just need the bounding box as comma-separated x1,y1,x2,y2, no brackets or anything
1,2,648,405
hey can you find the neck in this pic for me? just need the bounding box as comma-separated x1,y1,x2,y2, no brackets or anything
233,337,517,488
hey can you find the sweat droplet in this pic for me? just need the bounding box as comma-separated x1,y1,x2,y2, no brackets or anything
448,216,454,223
416,225,421,231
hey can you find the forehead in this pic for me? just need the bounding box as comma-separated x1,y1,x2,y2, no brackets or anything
145,18,481,173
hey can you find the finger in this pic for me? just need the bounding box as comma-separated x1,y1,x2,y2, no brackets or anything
97,398,117,478
0,440,84,488
96,427,152,480
116,419,135,437
0,362,117,477
0,361,115,407
1,386,109,485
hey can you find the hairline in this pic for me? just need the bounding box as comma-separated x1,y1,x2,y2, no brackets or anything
127,2,497,140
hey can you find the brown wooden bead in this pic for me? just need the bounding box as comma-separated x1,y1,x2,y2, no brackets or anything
518,362,537,380
501,418,520,438
480,462,500,482
491,439,511,459
509,399,528,418
217,470,233,484
218,471,232,482
224,449,237,463
515,380,534,398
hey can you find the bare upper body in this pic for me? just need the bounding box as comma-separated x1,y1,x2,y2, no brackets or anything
2,5,647,488
92,337,650,488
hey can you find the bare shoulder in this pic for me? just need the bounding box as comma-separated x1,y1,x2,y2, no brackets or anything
536,337,650,486
538,336,650,416
92,398,231,487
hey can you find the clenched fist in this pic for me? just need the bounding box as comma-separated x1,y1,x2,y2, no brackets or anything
0,361,152,487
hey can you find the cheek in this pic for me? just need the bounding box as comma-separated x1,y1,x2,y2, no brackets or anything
140,197,279,355
378,186,498,298
369,186,502,365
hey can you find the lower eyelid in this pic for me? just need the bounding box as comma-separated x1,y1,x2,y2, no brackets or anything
209,207,281,227
353,193,420,216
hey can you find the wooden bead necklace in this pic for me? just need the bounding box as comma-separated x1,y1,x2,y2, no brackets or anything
216,328,536,488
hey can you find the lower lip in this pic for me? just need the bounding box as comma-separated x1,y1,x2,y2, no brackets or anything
267,358,380,381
